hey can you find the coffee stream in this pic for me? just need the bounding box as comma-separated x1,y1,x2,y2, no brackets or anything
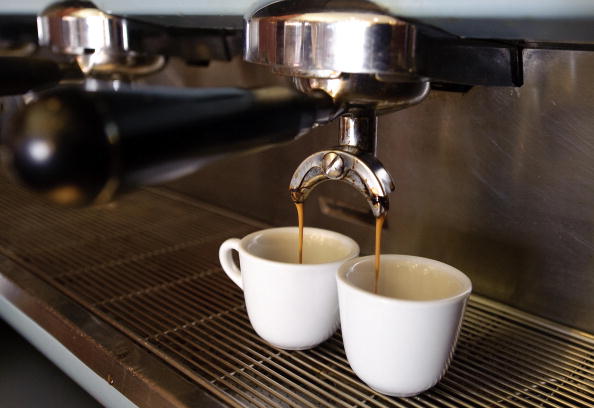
373,215,385,294
296,202,385,293
296,202,305,264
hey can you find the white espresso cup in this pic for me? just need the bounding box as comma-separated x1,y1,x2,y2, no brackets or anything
219,227,359,350
337,255,472,397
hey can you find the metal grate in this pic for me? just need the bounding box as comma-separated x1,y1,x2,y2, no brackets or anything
1,177,593,408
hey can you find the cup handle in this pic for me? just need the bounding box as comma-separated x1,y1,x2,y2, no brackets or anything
219,238,243,290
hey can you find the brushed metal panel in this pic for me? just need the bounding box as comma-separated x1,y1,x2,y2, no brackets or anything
162,50,594,332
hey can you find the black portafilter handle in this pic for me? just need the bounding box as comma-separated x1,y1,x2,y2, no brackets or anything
3,84,335,205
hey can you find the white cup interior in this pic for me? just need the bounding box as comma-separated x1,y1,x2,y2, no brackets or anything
244,227,358,264
343,256,471,301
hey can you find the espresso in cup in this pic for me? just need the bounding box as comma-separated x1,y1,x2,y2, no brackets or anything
219,227,359,350
337,255,472,396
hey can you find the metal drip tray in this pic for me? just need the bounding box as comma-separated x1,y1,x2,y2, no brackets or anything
0,177,592,408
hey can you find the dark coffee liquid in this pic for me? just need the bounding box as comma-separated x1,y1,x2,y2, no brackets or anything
374,214,385,294
296,202,304,264
295,200,385,292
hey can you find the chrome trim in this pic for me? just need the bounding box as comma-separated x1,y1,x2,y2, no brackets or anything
290,148,395,217
37,1,165,77
245,5,420,78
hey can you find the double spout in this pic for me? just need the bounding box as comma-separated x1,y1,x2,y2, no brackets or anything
290,111,394,218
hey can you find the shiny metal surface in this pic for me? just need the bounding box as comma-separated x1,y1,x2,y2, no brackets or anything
290,147,394,217
339,114,377,154
245,1,430,221
38,3,128,55
245,1,419,78
38,1,166,76
287,76,428,219
0,177,592,407
293,75,431,114
0,257,228,406
162,48,594,333
290,111,395,218
244,1,523,87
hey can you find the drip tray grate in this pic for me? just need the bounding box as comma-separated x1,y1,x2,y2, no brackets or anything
0,178,593,408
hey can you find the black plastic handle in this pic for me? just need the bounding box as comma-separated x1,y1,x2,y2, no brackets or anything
3,84,334,205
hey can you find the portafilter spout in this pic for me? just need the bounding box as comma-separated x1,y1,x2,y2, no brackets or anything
286,74,430,218
290,110,394,218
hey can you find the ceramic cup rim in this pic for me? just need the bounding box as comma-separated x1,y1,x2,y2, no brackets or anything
337,254,472,307
238,226,360,268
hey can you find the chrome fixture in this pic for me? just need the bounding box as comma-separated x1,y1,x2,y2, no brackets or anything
246,0,432,216
289,110,397,218
38,1,166,77
36,1,242,79
244,0,524,215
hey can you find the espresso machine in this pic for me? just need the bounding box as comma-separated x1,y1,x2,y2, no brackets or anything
0,1,593,407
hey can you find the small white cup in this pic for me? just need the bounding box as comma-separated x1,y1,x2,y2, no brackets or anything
337,255,472,397
219,227,359,350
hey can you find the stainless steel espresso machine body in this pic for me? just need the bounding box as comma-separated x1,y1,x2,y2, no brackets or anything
0,1,593,407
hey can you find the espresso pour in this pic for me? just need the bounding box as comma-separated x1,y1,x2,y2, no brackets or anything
290,112,394,290
296,202,305,264
373,215,386,293
296,204,385,293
